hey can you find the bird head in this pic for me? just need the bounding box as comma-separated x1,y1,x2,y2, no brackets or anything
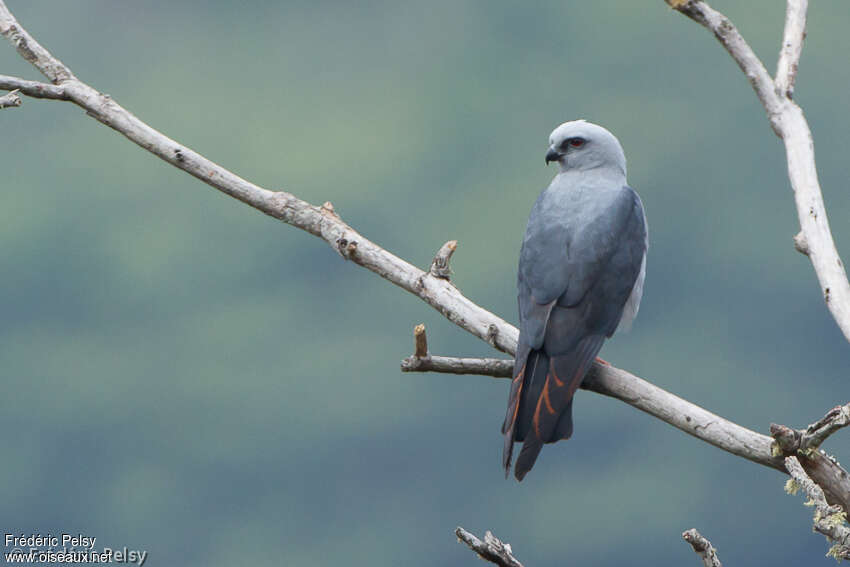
545,120,627,177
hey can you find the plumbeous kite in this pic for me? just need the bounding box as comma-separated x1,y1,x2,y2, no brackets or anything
502,120,648,481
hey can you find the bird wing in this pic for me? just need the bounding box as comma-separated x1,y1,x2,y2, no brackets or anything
504,182,647,479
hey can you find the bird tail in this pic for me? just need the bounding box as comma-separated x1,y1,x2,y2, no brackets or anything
502,346,547,477
507,335,605,481
502,342,531,476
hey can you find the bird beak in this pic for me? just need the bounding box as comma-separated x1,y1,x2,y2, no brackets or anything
545,148,560,165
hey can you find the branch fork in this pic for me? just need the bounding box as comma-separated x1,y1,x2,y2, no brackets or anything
786,456,850,560
3,0,850,562
665,0,850,343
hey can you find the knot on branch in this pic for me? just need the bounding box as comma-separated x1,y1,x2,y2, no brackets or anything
770,423,802,456
335,235,358,259
320,201,339,217
430,240,457,280
793,231,810,255
486,323,500,348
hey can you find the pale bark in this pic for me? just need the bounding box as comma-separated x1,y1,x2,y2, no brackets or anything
682,529,723,567
456,527,524,567
666,0,850,344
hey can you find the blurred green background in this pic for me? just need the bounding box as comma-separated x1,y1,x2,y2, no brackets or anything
2,1,849,565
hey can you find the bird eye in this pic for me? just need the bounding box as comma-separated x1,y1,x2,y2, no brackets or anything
568,138,585,148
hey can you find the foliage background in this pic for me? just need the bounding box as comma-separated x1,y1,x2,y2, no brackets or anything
2,1,849,565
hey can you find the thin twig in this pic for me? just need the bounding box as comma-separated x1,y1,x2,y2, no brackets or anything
455,527,524,567
785,456,850,560
801,403,850,451
775,0,808,98
0,75,66,99
682,529,722,567
666,0,850,345
401,354,512,376
769,404,850,454
0,87,20,108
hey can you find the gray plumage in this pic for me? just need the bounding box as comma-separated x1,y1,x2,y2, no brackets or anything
502,120,648,481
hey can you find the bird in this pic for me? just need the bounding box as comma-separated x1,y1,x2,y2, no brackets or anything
502,120,648,481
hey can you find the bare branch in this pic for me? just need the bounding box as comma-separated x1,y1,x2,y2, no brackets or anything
405,356,850,513
0,87,20,108
430,240,457,279
404,352,785,471
455,527,524,567
2,1,848,530
666,0,850,345
682,529,722,567
0,1,519,357
779,101,850,344
771,403,850,454
0,5,74,83
802,404,850,451
0,74,67,99
770,405,850,514
401,353,512,376
665,0,782,132
785,456,850,560
775,0,808,98
574,361,793,471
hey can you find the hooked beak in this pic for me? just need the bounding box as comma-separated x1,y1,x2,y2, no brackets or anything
545,148,561,165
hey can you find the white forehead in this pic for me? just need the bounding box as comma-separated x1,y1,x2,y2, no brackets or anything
548,120,616,145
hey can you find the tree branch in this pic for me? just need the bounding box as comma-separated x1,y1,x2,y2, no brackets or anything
785,456,850,560
775,0,808,98
0,0,519,357
665,0,850,345
0,87,20,108
0,74,67,99
665,0,782,131
455,527,524,567
404,350,785,472
772,403,850,454
770,404,850,515
3,1,850,539
401,353,512,377
0,6,73,83
801,404,850,450
682,529,723,567
404,349,850,516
